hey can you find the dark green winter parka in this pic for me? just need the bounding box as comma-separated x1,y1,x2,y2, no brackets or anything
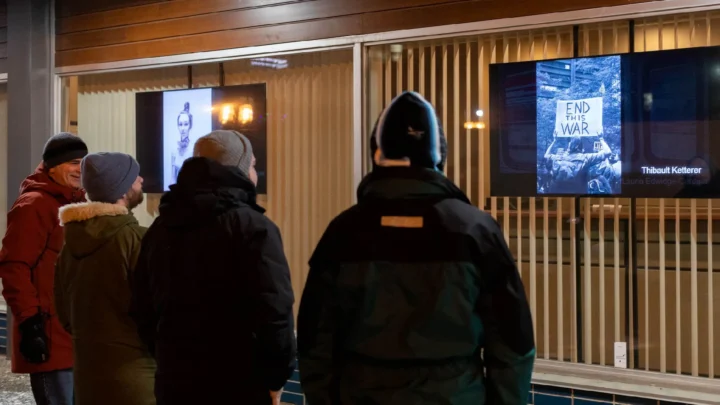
298,167,535,405
55,202,156,405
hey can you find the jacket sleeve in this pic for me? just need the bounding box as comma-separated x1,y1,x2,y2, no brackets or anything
297,257,338,405
0,194,54,323
245,218,297,392
477,219,535,405
128,228,158,356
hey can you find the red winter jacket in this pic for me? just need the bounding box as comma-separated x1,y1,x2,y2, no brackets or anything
0,165,85,374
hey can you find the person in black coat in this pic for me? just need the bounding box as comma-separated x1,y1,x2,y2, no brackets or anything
129,130,296,405
297,92,535,405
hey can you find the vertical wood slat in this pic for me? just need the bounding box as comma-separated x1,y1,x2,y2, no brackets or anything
709,199,715,379
500,36,510,246
530,198,537,347
629,201,635,370
543,198,550,360
676,199,682,374
660,199,667,373
431,44,437,119
385,47,392,108
690,14,697,47
490,37,498,222
465,41,472,199
453,41,460,186
397,46,404,96
479,40,486,211
538,33,550,361
599,198,606,365
571,199,578,362
443,43,449,177
558,198,564,361
691,199,699,377
291,69,302,295
583,198,592,364
644,199,650,370
707,13,712,47
614,198,621,344
517,196,523,303
408,48,414,92
419,46,425,99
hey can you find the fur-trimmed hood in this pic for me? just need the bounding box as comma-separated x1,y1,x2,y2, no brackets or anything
59,202,139,259
59,202,129,226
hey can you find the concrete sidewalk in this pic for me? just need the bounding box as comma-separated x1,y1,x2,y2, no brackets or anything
0,355,34,404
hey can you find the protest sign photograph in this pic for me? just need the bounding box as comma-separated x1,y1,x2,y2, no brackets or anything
536,55,622,195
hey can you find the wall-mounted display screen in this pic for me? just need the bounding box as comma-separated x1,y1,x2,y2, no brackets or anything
490,46,720,198
136,83,267,194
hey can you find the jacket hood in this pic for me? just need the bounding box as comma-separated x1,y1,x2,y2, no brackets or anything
357,166,471,204
158,157,264,228
59,202,136,258
21,164,85,204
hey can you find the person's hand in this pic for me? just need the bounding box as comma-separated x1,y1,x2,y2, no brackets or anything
270,389,283,405
18,313,50,364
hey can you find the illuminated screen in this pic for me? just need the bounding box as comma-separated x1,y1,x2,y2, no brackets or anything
136,83,267,193
490,46,720,198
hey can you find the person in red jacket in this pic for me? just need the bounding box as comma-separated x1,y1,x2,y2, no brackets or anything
0,132,88,405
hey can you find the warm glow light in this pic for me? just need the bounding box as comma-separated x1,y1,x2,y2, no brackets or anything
220,104,234,124
240,104,254,125
464,121,486,130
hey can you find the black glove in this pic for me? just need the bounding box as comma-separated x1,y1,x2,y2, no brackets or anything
18,312,50,364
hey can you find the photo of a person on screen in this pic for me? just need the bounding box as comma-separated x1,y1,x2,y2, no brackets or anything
542,133,616,194
171,102,193,184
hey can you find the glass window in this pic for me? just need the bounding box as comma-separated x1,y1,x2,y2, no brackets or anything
365,12,720,379
60,49,354,310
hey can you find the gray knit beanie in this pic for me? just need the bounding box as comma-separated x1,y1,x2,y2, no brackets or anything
193,130,253,177
81,152,140,203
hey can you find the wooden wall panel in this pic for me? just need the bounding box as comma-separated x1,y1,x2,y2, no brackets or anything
55,0,661,67
57,0,308,34
56,0,463,51
57,0,168,18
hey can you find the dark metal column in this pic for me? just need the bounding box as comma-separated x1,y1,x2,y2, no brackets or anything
5,0,55,359
7,0,54,202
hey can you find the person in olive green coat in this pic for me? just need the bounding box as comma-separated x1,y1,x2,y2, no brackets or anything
55,152,156,405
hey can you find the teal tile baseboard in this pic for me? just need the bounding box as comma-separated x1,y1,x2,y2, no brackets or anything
281,365,692,405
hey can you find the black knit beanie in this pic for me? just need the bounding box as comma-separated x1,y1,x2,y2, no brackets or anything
372,91,445,170
43,132,89,169
370,93,448,171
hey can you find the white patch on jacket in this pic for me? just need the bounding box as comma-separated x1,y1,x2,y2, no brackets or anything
58,202,129,226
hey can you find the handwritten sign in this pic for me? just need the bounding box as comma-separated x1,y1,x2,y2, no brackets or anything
554,97,603,137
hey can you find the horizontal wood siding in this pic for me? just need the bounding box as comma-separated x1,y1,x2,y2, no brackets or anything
55,0,660,67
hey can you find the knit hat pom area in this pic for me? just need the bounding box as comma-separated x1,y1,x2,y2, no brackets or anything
42,132,89,169
373,91,444,170
81,152,140,204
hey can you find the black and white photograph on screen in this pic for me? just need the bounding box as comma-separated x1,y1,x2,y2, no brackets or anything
163,88,213,190
536,55,622,195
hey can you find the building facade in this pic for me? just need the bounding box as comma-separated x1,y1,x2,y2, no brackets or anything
2,0,720,403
